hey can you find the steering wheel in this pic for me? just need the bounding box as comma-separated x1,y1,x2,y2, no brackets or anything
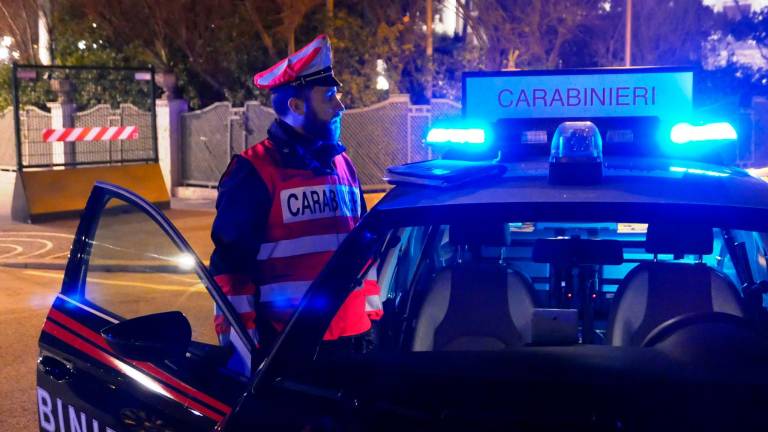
642,312,768,364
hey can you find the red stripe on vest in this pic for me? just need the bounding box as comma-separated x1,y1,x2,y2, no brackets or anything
214,314,231,334
255,251,334,285
214,274,256,296
268,217,359,241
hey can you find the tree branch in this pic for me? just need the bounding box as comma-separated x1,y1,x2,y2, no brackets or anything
245,0,277,60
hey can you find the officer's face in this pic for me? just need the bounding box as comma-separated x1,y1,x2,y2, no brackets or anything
302,86,345,143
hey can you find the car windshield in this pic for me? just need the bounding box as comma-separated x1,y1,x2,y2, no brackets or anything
364,217,768,350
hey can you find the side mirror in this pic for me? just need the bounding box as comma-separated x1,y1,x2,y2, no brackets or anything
101,311,191,363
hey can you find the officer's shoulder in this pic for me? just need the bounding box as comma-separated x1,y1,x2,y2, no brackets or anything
242,139,280,163
335,151,356,169
219,155,263,189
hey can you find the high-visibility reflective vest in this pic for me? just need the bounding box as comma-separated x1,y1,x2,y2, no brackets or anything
217,138,381,344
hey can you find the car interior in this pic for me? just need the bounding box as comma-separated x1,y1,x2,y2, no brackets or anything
302,218,768,429
373,220,768,359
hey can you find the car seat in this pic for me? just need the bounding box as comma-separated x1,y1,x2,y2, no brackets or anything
607,224,745,347
411,224,536,351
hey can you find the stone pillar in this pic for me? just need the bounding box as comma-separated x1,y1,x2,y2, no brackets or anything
156,72,179,101
155,72,188,195
46,79,76,167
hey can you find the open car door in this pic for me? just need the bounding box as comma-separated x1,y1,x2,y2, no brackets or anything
36,182,254,432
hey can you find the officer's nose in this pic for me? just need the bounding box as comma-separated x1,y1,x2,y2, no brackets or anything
334,95,345,114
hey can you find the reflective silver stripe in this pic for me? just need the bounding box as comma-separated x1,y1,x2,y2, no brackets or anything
257,233,346,260
228,294,257,314
58,294,118,323
260,280,312,302
361,266,381,312
365,294,383,312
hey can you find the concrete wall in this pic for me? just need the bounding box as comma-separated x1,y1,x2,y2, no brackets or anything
0,171,29,223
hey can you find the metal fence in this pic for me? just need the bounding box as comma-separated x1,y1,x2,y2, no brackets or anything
181,102,234,186
72,104,154,165
180,95,463,187
9,64,157,171
19,105,53,167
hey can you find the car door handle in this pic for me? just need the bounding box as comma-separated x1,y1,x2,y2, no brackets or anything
38,355,74,382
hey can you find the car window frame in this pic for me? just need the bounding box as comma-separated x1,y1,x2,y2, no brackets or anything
62,181,257,356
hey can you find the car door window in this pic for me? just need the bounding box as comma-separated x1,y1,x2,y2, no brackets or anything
85,201,218,345
80,196,251,395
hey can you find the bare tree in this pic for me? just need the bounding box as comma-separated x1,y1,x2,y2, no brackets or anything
592,0,716,67
458,0,601,70
275,0,323,54
243,0,279,60
0,0,39,63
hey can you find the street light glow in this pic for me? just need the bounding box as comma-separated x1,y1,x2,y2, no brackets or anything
376,76,389,90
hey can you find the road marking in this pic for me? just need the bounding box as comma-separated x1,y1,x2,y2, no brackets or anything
0,238,54,259
25,270,205,291
44,251,70,260
0,231,73,238
18,239,53,259
0,232,72,261
0,244,23,259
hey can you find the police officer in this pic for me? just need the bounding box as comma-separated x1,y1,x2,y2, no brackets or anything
210,35,382,358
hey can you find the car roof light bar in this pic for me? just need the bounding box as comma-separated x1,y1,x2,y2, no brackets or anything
425,128,487,145
670,122,737,144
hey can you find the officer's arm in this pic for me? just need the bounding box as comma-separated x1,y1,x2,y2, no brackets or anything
210,156,270,346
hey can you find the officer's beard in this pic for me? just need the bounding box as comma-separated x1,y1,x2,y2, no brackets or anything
303,101,341,144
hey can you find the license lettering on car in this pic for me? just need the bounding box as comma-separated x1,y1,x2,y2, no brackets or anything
37,386,116,432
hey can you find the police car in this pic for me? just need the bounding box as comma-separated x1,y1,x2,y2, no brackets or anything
38,67,768,431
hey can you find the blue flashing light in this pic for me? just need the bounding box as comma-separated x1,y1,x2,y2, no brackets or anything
669,166,729,177
669,122,737,144
424,120,493,155
549,121,603,163
548,121,603,185
426,127,487,145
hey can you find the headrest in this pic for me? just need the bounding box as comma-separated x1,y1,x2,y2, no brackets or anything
449,224,506,247
532,238,624,265
645,224,713,256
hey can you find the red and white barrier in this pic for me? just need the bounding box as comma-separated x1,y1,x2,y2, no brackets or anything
42,126,139,143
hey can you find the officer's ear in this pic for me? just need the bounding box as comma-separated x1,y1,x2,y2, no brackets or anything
287,96,306,116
